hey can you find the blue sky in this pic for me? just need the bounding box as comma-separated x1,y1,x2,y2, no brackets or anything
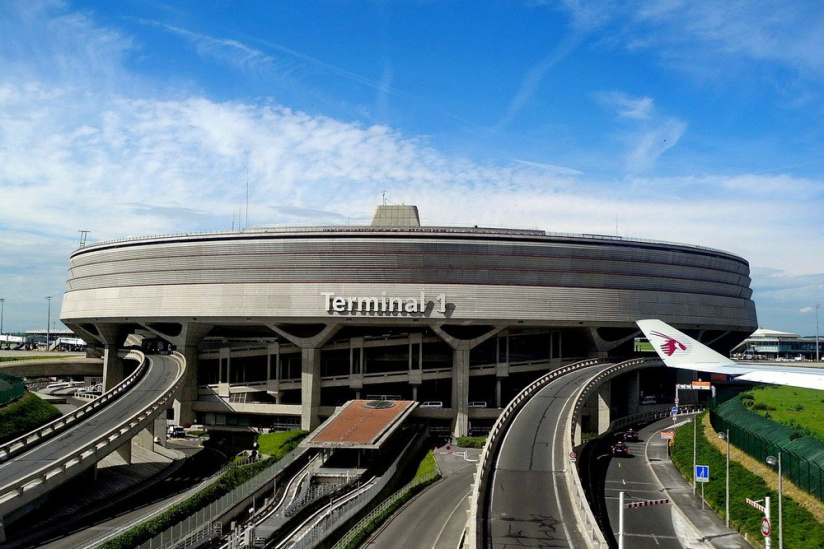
1,0,823,336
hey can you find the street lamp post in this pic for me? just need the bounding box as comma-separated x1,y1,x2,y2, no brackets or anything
718,429,730,528
766,453,783,549
0,297,5,345
46,296,52,351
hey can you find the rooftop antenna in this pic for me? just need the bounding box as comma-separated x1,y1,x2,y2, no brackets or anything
382,190,386,205
78,230,90,248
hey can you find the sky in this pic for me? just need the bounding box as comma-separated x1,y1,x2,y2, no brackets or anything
1,0,823,337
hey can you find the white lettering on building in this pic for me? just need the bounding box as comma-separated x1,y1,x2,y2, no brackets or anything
322,291,447,315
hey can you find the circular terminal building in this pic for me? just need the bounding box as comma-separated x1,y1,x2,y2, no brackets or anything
60,205,757,435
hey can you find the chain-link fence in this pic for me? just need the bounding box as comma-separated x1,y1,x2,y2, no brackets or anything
711,397,824,500
0,373,24,406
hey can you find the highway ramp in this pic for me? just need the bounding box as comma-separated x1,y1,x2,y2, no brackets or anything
0,354,183,541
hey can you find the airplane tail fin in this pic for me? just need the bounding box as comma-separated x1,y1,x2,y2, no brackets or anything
636,319,736,370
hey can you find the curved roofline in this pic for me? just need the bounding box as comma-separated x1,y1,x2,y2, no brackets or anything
70,224,747,263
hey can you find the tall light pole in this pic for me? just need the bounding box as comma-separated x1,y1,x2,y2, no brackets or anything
767,453,783,549
816,304,820,362
718,429,730,528
46,296,52,351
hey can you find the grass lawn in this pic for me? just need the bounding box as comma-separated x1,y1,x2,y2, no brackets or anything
746,385,824,441
256,430,308,459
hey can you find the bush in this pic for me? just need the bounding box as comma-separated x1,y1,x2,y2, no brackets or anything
456,435,487,449
0,392,62,444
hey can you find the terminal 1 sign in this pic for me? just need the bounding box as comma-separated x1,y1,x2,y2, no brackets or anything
322,291,448,316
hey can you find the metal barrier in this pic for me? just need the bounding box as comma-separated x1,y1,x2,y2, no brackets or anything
126,447,310,549
711,402,824,500
0,373,24,407
0,351,185,520
465,358,604,548
0,350,148,463
331,468,441,549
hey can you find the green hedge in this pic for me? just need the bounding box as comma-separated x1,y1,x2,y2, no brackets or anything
334,451,441,549
0,392,62,444
456,435,487,448
671,413,824,548
99,430,307,549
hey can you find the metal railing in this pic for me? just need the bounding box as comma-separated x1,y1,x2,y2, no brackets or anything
0,350,148,463
128,447,310,549
465,358,604,548
331,469,441,549
0,351,185,517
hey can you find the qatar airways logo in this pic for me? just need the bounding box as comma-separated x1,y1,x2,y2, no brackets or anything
649,331,688,356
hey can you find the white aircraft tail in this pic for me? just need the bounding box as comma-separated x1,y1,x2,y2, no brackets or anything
636,319,737,370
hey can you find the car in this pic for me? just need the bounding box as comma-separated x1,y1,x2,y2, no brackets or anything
167,425,186,438
468,401,487,408
641,395,657,405
419,401,444,409
623,428,639,442
611,441,629,456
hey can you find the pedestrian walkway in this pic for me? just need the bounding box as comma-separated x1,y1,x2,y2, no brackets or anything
646,416,754,549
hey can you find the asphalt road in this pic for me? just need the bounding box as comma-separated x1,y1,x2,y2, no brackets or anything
0,355,180,545
487,365,601,548
363,447,480,548
602,421,696,548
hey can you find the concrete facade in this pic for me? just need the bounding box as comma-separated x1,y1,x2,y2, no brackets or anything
60,206,757,436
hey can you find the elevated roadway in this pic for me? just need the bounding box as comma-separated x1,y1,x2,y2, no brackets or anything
485,365,601,548
0,353,184,541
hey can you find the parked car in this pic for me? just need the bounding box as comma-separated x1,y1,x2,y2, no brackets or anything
611,441,629,456
167,425,186,438
623,428,639,442
469,401,488,408
641,395,657,405
419,401,444,409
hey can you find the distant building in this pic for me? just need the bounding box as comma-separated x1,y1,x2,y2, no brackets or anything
731,328,822,361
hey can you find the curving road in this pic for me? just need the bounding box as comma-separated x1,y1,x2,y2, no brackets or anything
363,447,480,548
487,365,601,548
0,355,180,524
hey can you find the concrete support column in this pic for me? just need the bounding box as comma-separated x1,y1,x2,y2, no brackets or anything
115,440,132,463
495,378,502,409
218,347,230,398
267,342,281,397
349,337,364,393
627,371,640,414
134,420,156,452
451,349,470,438
301,348,322,431
174,345,200,427
597,381,611,434
102,344,125,391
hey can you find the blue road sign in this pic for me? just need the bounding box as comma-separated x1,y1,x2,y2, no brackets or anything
696,464,709,483
671,407,678,415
